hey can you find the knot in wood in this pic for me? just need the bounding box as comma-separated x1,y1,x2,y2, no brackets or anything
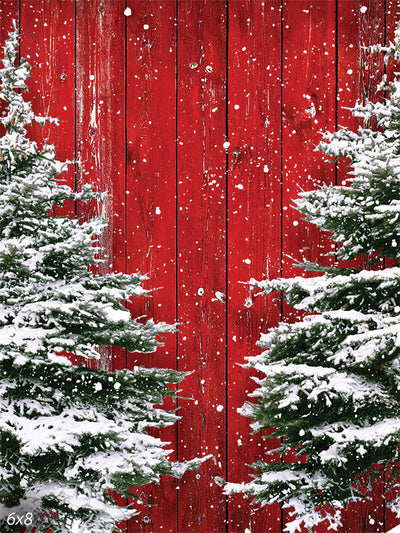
142,515,151,524
60,73,67,82
232,145,249,166
301,100,316,121
89,127,97,138
232,147,241,160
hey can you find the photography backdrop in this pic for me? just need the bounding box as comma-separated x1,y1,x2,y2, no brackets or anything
0,1,399,532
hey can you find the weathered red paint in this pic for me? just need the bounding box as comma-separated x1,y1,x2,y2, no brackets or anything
176,1,227,531
19,0,76,371
280,3,336,531
227,1,282,532
125,1,178,531
1,1,400,532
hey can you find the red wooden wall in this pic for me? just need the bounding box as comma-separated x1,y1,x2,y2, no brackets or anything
1,1,400,532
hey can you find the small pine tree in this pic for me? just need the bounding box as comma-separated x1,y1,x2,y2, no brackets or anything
226,25,400,533
0,24,205,533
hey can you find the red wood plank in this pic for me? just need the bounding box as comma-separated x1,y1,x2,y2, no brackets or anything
75,2,127,528
19,0,75,372
75,0,125,266
124,1,178,531
337,0,385,156
176,1,227,531
75,0,126,372
18,0,75,230
227,1,282,532
19,0,75,197
282,0,337,280
0,3,18,52
336,2,387,531
281,1,336,531
4,4,396,532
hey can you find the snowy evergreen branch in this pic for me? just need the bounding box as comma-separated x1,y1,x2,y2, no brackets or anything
226,22,400,533
0,24,206,533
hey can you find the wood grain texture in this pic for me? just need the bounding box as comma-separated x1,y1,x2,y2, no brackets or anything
19,0,75,373
75,2,127,526
227,1,282,532
20,0,75,189
125,1,178,531
75,0,126,260
281,0,337,280
75,0,126,371
281,1,336,531
1,2,400,531
176,1,227,531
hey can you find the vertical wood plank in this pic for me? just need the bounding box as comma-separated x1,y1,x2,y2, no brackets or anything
76,0,125,370
176,1,227,531
75,0,127,529
281,1,336,531
227,1,282,532
124,1,178,531
75,0,126,264
19,0,75,372
4,3,396,532
337,2,386,531
337,0,385,151
282,0,336,281
0,3,18,49
19,0,75,207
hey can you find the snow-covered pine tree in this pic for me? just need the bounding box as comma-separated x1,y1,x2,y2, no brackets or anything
0,24,205,533
226,24,400,533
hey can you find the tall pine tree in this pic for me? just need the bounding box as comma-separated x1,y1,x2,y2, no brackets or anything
226,24,400,533
0,24,205,533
